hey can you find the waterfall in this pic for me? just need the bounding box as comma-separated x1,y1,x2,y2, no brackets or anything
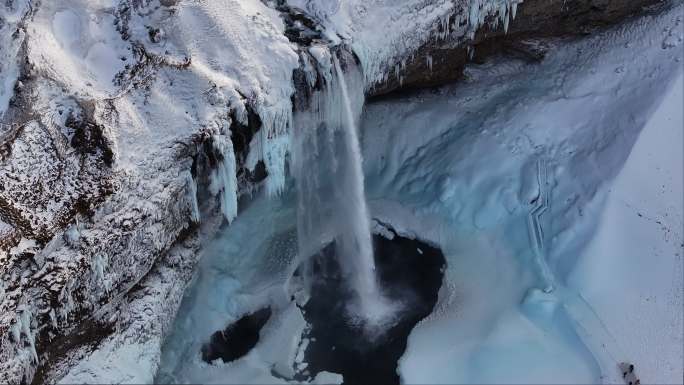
291,48,391,324
331,55,385,316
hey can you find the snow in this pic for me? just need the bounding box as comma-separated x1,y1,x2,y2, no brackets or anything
1,1,302,378
151,4,683,385
567,72,684,383
358,4,682,383
59,342,159,384
290,0,521,90
1,0,681,383
166,0,298,194
156,192,303,383
311,371,343,384
29,1,132,97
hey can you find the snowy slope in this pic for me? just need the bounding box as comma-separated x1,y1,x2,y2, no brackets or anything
360,4,682,383
568,73,683,383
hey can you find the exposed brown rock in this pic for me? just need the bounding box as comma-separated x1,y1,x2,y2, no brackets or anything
368,0,663,97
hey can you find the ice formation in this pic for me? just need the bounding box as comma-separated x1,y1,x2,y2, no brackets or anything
0,0,30,117
153,3,682,382
209,135,239,224
185,171,201,224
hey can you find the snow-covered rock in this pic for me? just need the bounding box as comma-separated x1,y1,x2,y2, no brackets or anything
1,0,299,383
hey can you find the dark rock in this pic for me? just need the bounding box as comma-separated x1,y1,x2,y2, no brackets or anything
201,307,272,363
368,0,662,97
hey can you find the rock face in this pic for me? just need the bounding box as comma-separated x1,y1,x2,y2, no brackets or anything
367,0,663,96
0,1,297,383
0,0,668,383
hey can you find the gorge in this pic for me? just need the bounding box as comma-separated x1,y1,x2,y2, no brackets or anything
0,1,682,384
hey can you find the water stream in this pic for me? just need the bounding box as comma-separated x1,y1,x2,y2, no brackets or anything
290,50,389,323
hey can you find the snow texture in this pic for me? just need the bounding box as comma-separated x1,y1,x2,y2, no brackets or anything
289,0,522,91
359,4,682,383
1,0,299,382
0,0,30,117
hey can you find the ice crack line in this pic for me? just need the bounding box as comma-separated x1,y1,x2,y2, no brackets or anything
527,157,555,292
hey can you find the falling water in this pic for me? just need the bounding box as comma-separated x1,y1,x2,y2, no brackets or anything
291,49,391,324
331,55,384,318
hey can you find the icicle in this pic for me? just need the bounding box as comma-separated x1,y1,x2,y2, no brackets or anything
254,98,293,197
14,307,38,363
426,55,433,72
185,171,201,224
209,134,238,223
91,253,107,291
511,1,518,20
504,11,510,34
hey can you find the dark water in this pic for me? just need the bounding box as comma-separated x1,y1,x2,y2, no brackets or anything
201,307,271,363
299,231,446,384
199,229,445,384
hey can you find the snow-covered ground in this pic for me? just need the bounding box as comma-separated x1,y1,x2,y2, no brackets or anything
154,193,304,384
154,3,682,385
568,72,683,383
361,5,683,384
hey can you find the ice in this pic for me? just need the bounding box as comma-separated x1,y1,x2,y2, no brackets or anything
41,2,679,384
209,135,238,224
91,253,108,292
0,0,30,117
311,371,343,384
156,192,301,383
300,0,521,90
185,171,201,224
257,303,307,378
13,306,38,364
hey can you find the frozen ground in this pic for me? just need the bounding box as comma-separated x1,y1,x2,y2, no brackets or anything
568,72,683,383
155,4,682,385
361,5,683,384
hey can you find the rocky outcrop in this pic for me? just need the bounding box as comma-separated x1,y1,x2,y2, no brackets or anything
367,0,664,97
0,0,296,383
